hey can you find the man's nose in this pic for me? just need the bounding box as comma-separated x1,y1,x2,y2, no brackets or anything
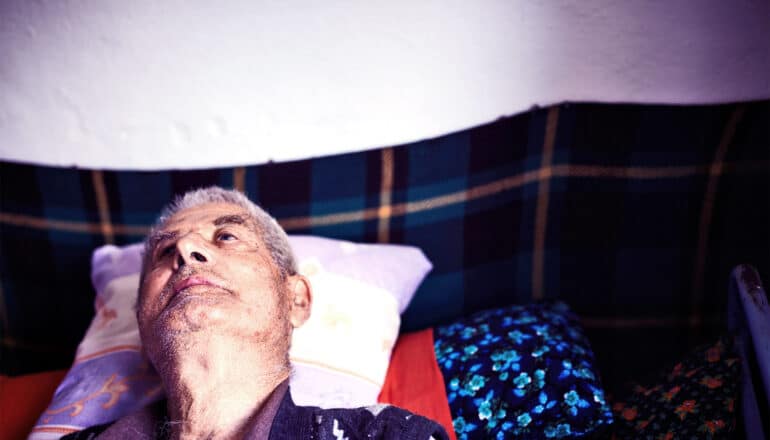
173,234,213,270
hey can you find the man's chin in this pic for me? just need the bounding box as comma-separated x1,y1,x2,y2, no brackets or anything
146,319,212,365
159,294,230,328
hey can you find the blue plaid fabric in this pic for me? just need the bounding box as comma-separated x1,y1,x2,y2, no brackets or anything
1,101,768,393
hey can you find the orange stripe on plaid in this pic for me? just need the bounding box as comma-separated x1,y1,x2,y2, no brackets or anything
555,163,707,179
74,345,143,364
0,211,101,233
279,160,768,231
721,160,770,174
91,170,115,244
405,169,542,214
279,208,374,230
279,169,545,230
233,166,246,192
691,105,745,322
1,160,768,235
532,107,560,301
377,148,395,243
0,212,149,235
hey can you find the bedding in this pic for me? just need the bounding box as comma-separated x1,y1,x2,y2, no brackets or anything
434,302,613,439
2,328,455,440
610,336,740,439
2,100,769,438
0,370,67,440
379,328,457,440
3,101,768,392
29,237,432,438
7,282,764,440
58,382,451,440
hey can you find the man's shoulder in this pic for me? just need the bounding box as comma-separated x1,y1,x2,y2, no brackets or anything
60,393,450,440
60,400,167,440
271,392,450,440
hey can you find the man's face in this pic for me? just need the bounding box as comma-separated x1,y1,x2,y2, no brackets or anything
137,202,301,365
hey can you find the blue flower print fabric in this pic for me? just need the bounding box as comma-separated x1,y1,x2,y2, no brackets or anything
434,302,613,439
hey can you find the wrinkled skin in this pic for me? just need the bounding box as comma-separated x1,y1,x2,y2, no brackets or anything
132,202,311,440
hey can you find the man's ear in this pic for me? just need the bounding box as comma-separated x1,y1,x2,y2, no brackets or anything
287,274,312,328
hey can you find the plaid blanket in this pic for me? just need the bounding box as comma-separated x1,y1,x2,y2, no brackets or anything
2,101,768,391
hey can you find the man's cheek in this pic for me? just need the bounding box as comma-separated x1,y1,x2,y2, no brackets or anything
206,307,227,321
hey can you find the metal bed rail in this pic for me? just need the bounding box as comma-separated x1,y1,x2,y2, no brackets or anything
728,264,770,439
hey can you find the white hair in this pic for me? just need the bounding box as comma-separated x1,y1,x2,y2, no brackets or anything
140,186,297,283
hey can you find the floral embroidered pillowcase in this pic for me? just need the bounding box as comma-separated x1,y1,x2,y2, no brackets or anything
433,301,614,440
611,336,740,439
30,236,432,439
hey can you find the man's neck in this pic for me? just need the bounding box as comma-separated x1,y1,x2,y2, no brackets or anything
157,334,290,440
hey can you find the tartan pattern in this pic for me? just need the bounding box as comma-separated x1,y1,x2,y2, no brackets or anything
1,101,769,392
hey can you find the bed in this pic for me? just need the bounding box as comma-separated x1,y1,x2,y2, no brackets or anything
1,101,769,438
729,265,770,439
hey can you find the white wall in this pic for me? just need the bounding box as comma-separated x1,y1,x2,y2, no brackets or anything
1,1,769,170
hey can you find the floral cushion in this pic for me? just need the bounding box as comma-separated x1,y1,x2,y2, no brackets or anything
434,302,613,439
611,336,740,440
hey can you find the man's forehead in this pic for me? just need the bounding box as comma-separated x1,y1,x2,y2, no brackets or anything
161,202,250,229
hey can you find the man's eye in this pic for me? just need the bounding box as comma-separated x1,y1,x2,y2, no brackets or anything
159,245,175,258
217,232,237,241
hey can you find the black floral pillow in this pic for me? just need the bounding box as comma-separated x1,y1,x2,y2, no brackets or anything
434,302,613,439
611,337,740,440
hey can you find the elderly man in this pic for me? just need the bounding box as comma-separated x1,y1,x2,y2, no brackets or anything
64,187,448,440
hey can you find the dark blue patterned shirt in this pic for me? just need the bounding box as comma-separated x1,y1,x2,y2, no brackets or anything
61,385,449,440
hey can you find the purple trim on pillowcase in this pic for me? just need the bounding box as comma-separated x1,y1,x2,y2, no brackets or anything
34,351,163,431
